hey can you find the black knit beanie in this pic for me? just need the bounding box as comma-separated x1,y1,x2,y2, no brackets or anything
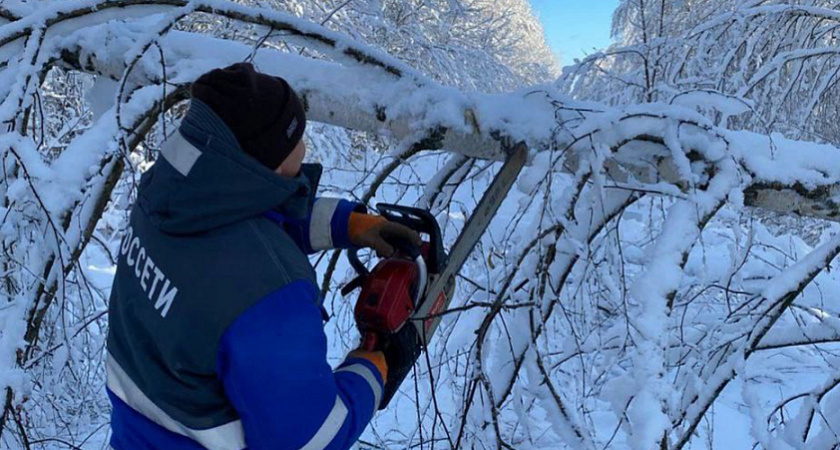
191,62,306,170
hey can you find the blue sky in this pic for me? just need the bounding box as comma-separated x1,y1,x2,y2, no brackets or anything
529,0,620,65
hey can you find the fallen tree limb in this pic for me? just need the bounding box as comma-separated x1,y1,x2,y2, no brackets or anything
45,9,840,222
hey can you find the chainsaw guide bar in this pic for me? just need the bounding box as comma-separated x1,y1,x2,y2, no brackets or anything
411,142,528,345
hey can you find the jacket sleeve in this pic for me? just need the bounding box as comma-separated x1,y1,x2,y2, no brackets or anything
281,198,364,254
217,281,384,450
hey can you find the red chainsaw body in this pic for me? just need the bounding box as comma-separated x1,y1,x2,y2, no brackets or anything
354,242,440,334
354,257,419,336
347,204,448,355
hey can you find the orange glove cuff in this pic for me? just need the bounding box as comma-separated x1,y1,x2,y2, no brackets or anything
348,349,388,383
348,212,387,244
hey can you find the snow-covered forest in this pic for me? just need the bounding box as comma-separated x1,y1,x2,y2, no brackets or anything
2,0,840,448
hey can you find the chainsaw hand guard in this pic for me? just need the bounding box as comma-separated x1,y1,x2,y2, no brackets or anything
376,204,445,274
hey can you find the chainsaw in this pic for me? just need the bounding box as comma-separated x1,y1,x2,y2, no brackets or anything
341,143,528,408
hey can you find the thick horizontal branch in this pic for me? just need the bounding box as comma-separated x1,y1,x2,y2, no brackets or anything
0,0,418,78
55,24,512,158
744,182,840,221
42,1,840,222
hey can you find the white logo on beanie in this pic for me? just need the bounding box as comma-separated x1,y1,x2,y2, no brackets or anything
286,117,299,139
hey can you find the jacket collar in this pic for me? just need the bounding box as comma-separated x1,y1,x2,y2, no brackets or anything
137,99,320,235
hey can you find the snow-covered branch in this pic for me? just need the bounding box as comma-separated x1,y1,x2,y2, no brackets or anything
673,234,840,450
46,6,840,223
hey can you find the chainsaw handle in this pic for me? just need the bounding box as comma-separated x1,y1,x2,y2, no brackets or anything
377,204,429,233
361,332,378,352
382,232,421,259
347,248,369,278
376,203,445,273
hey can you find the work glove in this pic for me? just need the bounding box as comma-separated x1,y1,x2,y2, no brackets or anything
347,348,388,384
348,212,422,257
348,337,422,410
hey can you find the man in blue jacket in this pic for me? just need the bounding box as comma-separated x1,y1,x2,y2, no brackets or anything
106,62,420,450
